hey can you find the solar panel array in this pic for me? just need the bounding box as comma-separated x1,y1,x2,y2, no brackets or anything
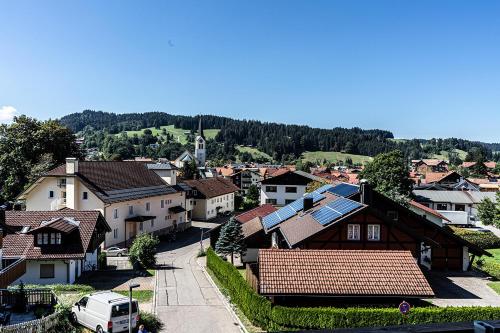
327,183,359,198
262,192,327,230
311,197,363,226
313,184,334,194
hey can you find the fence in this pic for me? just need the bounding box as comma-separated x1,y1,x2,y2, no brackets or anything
0,260,26,289
0,289,56,308
245,263,259,292
0,311,59,333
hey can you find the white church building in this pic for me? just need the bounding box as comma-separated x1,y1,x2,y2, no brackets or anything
173,116,207,168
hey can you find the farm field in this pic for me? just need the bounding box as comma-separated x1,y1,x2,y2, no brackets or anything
117,125,219,144
236,145,273,161
431,149,467,160
301,151,372,165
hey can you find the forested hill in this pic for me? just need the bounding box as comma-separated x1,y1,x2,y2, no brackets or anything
60,110,498,161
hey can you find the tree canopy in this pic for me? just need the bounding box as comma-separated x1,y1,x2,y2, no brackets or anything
359,150,413,203
0,116,81,202
215,217,246,264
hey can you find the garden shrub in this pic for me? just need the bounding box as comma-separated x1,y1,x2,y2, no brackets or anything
206,247,500,331
137,310,163,333
129,233,160,268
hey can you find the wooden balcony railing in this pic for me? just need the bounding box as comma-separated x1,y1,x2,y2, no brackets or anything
0,258,26,289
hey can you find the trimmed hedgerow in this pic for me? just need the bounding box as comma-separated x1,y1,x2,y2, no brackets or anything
206,248,500,331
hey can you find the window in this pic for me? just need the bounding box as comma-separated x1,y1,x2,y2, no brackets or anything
128,206,134,216
37,233,43,245
139,222,143,231
265,199,277,205
113,208,118,219
436,203,448,210
455,204,466,212
82,191,88,200
347,224,360,240
285,199,295,205
48,190,54,199
43,233,49,245
266,186,277,192
179,216,183,223
146,202,151,211
193,190,198,196
55,233,61,244
161,200,165,208
50,233,55,244
78,297,88,308
285,186,297,193
367,224,381,241
40,264,55,279
151,219,155,227
113,229,118,239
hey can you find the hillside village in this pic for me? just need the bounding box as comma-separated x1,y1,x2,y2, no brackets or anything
0,115,498,332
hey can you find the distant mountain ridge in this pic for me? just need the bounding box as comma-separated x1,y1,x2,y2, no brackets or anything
59,110,499,161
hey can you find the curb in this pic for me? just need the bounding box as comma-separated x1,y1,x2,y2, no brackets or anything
152,267,158,315
196,256,248,333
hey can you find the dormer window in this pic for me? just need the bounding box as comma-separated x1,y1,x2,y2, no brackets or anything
37,232,62,245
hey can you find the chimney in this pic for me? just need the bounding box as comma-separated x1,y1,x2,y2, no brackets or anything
303,196,314,211
360,179,371,205
66,158,79,174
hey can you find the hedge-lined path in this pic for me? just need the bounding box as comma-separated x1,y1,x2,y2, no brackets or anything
155,221,243,333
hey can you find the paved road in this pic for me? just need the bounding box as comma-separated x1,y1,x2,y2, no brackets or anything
155,222,242,333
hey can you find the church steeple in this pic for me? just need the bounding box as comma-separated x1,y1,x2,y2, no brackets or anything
197,116,205,139
195,115,206,166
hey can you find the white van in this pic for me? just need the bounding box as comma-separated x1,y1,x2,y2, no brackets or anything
71,291,139,333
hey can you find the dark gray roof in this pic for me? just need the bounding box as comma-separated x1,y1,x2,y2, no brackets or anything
146,163,178,170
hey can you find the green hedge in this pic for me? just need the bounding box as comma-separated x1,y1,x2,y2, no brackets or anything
451,227,500,249
206,248,500,331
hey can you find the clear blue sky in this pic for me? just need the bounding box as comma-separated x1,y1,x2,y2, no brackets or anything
1,0,499,142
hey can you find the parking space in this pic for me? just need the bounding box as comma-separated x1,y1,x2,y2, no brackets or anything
425,270,500,307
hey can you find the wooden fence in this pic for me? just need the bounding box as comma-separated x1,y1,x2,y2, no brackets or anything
0,311,59,333
0,289,56,308
245,263,259,293
0,260,26,290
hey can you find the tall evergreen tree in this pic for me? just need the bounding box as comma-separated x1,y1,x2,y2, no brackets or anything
215,217,246,264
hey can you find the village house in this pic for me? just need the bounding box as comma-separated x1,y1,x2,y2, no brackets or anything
18,159,191,247
245,182,488,272
415,171,480,191
411,159,448,173
184,178,239,220
260,170,322,206
216,167,262,195
0,209,110,286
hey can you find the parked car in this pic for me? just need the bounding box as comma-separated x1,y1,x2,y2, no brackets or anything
71,291,139,333
103,246,128,257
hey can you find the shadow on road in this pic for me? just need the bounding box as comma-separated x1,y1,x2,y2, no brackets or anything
156,224,214,252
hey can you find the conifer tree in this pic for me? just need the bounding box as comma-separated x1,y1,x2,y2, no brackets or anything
215,217,246,264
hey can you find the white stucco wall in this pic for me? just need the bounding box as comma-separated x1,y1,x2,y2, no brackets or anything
104,191,185,247
260,184,306,206
13,260,72,285
191,193,235,220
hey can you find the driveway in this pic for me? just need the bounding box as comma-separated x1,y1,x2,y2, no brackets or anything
155,221,242,333
425,270,500,307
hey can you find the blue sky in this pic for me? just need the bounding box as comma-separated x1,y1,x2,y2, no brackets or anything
1,0,499,142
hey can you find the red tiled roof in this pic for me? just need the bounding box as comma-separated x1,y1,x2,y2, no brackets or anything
484,162,497,169
3,209,109,260
421,159,447,166
409,200,451,222
184,177,240,198
216,167,235,177
461,162,477,168
258,249,434,297
235,204,277,224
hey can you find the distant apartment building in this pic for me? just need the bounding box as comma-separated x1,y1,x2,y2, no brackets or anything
184,178,239,220
259,170,321,206
19,158,192,247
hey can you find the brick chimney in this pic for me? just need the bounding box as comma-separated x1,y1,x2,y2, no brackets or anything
65,157,79,174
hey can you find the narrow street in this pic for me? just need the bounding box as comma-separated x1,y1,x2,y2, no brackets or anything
155,222,242,333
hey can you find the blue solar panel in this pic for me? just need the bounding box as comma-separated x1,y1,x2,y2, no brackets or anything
314,184,334,194
276,205,296,221
311,197,363,226
288,198,304,212
308,191,326,202
262,212,281,229
327,183,359,198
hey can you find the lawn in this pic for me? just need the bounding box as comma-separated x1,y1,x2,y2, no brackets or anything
488,282,500,295
236,145,273,162
118,125,219,145
431,149,467,160
115,290,154,303
301,151,372,165
483,248,500,265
